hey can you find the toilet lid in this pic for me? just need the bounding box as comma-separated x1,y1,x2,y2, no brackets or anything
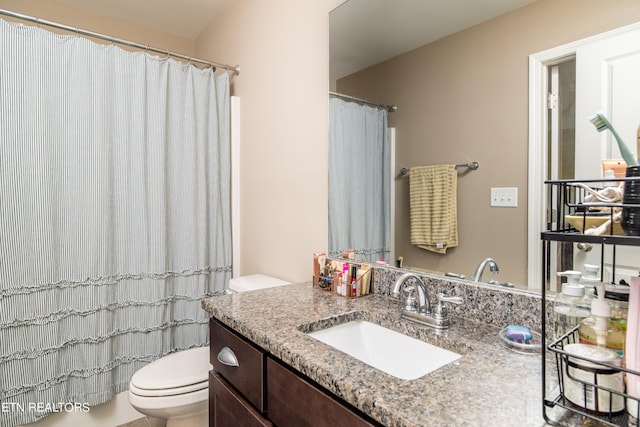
131,347,211,391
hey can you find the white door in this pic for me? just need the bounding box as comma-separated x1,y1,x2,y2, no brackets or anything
575,28,640,179
574,28,640,283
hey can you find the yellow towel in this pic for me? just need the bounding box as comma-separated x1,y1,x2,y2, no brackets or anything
409,165,458,254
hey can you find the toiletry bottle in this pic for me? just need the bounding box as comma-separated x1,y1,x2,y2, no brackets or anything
603,282,629,333
579,282,625,357
350,265,358,297
553,271,590,339
342,264,349,296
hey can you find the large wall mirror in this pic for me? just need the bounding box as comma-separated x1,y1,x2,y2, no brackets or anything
329,0,640,294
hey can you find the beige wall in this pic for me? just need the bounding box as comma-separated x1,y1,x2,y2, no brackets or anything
336,0,640,287
196,0,345,282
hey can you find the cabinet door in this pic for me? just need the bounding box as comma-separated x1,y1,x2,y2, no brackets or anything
210,371,273,427
210,318,266,413
266,357,378,427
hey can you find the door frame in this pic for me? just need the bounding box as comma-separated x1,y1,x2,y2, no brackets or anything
527,21,640,292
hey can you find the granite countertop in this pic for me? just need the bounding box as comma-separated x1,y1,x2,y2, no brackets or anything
202,282,550,427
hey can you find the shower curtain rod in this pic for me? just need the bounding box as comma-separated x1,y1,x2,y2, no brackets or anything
329,91,397,112
0,8,240,75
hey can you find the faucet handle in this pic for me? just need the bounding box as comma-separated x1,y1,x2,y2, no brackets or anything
434,293,463,319
436,293,463,305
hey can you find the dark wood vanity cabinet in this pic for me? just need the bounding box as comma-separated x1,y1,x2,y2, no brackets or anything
210,318,266,412
209,318,379,427
266,357,377,427
209,371,273,427
209,318,271,426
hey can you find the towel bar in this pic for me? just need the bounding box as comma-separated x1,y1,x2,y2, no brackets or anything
399,162,479,176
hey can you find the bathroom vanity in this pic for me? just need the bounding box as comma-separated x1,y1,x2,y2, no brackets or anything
202,277,550,426
209,317,377,426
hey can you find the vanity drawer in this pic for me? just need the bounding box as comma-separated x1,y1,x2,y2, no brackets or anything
209,371,273,427
210,318,266,413
266,357,378,427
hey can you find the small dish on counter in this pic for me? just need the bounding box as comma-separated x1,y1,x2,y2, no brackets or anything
498,325,542,354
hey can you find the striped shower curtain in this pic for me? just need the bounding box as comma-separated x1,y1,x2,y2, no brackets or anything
0,19,231,426
328,98,391,262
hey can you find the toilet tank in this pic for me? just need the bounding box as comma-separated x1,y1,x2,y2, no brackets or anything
228,274,290,293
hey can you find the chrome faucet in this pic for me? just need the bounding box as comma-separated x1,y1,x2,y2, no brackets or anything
391,272,463,330
472,258,499,282
392,272,431,313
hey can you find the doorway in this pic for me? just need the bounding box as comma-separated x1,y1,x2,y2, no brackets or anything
528,22,640,292
547,58,576,292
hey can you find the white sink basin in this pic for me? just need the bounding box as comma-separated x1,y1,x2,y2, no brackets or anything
308,320,461,380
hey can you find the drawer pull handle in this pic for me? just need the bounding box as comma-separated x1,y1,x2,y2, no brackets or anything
217,346,239,367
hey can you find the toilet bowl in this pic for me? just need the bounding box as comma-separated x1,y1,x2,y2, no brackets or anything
128,274,290,426
128,346,210,427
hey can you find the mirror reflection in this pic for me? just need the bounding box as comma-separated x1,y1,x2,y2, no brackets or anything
328,95,392,263
329,0,640,292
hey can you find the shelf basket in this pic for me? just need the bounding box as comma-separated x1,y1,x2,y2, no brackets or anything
544,177,640,243
545,326,640,426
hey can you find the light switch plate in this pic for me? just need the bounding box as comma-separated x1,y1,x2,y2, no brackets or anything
491,187,518,207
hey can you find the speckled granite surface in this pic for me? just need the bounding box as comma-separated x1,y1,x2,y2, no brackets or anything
370,266,548,333
201,267,556,427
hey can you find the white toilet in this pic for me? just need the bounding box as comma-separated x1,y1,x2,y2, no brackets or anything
128,274,290,427
226,273,290,293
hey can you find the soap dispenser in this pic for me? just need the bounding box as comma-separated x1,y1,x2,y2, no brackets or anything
579,282,625,357
554,271,591,339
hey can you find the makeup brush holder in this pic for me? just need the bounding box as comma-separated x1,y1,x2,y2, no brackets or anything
621,166,640,236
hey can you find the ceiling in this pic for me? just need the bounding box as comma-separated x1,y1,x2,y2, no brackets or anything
329,0,538,80
54,0,235,40
53,0,538,80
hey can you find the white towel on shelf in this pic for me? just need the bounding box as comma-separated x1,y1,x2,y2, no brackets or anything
409,165,458,254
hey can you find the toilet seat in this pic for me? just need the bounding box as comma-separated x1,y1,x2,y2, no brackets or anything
129,380,208,397
130,346,211,397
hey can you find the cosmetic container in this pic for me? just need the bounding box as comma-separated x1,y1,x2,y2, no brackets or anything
602,282,629,332
342,264,349,296
562,343,624,414
312,256,375,298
